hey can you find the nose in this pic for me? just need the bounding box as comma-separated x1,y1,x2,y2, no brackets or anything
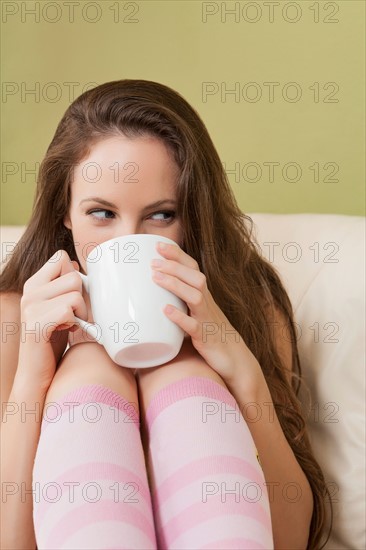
113,220,144,237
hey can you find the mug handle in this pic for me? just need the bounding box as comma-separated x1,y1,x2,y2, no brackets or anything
73,271,103,344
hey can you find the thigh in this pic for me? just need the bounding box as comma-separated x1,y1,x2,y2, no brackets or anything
136,336,228,418
44,342,138,409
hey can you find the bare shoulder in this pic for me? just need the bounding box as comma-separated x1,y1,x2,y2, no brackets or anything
0,292,22,410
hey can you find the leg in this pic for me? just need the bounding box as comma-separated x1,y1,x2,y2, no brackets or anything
136,338,274,550
32,342,157,550
136,337,227,418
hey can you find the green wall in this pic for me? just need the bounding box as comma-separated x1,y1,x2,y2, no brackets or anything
1,0,365,225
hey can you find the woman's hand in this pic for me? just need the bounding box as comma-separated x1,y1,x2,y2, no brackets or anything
151,241,263,386
18,250,88,393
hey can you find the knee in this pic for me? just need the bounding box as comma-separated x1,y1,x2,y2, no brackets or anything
44,342,138,407
136,337,227,414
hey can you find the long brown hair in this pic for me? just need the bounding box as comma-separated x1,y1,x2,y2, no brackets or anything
1,79,332,547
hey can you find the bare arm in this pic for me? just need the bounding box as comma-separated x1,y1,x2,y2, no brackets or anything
1,293,40,549
226,372,313,549
1,258,84,548
1,373,47,550
224,308,313,549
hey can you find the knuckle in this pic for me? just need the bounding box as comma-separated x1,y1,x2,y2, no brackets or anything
68,271,82,288
191,290,203,307
58,298,71,320
22,276,34,293
197,273,206,290
48,249,61,262
60,249,71,263
192,321,201,338
69,290,83,304
72,292,87,314
60,303,72,319
52,249,69,263
76,294,86,310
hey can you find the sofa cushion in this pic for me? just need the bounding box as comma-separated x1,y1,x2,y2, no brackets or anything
249,213,365,549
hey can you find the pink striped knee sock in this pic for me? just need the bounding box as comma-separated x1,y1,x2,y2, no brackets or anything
144,376,274,550
32,384,157,549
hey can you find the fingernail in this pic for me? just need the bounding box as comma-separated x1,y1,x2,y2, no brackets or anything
157,242,167,250
151,258,163,268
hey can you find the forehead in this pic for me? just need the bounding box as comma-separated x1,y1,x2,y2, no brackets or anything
71,135,179,198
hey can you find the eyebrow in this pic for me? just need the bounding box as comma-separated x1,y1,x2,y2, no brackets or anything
79,197,177,212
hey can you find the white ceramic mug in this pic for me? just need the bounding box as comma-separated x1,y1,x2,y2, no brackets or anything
72,234,187,368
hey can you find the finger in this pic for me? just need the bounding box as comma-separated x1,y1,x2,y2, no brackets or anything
152,271,204,313
33,270,84,301
155,242,199,270
151,259,206,291
163,304,199,337
24,250,75,289
47,291,89,327
29,291,89,343
59,257,79,277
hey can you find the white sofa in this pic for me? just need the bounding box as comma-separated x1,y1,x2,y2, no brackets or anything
1,213,365,549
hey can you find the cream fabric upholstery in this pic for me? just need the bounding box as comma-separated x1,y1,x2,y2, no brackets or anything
249,213,365,549
1,213,365,549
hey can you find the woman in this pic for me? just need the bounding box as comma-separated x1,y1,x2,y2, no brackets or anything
1,79,332,549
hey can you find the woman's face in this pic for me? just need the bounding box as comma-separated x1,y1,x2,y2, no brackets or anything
64,135,182,273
